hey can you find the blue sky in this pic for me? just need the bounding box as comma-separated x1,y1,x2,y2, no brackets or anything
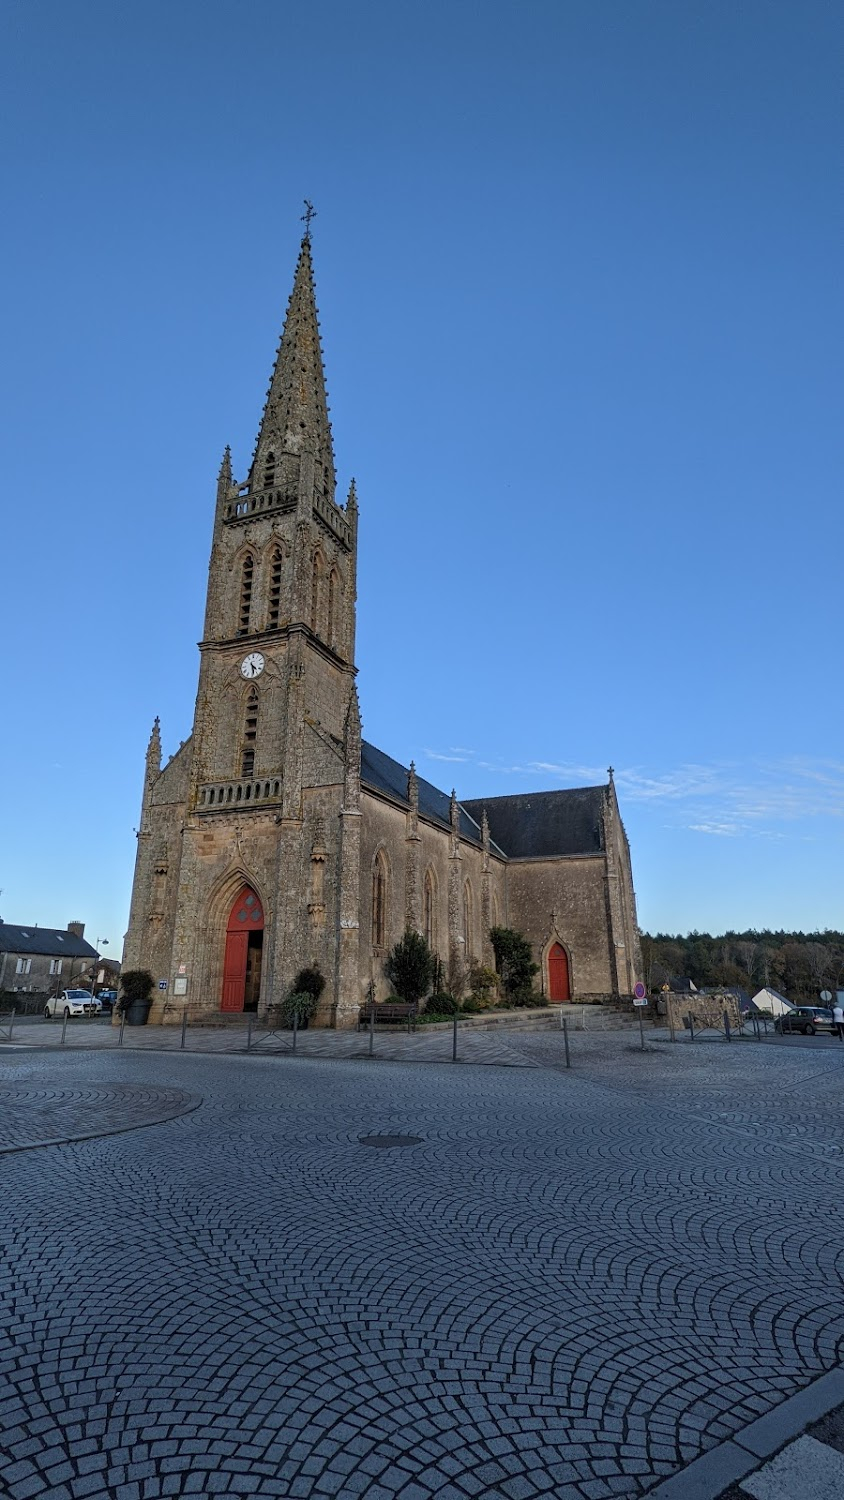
1,0,842,954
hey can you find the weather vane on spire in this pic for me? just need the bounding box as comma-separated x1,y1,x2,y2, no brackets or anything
301,199,317,238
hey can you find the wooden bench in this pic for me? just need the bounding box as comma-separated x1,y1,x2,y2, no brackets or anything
358,1002,417,1033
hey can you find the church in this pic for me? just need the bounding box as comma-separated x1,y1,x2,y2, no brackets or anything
123,227,642,1025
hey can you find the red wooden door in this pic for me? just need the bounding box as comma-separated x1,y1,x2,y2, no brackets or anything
548,942,571,1002
221,886,264,1012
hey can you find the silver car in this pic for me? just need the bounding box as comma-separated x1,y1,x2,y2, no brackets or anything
44,989,101,1019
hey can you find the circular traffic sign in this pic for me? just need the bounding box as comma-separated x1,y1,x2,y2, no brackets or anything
820,989,832,1002
634,982,646,1000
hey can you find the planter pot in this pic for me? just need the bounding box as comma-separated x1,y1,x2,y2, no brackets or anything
125,998,152,1026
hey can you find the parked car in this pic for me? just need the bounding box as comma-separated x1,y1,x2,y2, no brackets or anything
774,1006,834,1036
44,990,101,1019
96,989,118,1012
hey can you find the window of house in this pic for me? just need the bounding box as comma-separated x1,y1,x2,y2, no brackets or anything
15,957,32,975
241,688,258,778
372,852,387,948
268,547,283,630
49,958,63,976
238,554,254,636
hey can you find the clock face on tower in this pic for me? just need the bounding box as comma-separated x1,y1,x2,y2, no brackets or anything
240,652,265,680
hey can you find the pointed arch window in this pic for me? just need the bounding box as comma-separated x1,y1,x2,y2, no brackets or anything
268,546,283,630
238,553,254,636
424,868,437,951
463,880,473,959
263,451,276,490
327,568,338,649
310,553,324,635
241,688,258,777
372,851,388,949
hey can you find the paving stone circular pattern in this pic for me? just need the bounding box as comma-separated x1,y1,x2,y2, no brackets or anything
2,1043,844,1499
0,1081,201,1151
358,1133,423,1148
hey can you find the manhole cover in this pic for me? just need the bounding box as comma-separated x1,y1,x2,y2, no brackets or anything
358,1134,422,1149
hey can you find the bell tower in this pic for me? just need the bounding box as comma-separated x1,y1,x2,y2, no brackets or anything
189,227,359,819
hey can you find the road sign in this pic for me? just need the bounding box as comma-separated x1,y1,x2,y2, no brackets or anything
634,982,646,1000
820,989,832,1002
633,997,648,1007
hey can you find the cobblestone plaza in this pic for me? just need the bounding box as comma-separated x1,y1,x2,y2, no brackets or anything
2,1033,844,1498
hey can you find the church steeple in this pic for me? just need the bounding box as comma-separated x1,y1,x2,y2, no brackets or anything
248,232,336,507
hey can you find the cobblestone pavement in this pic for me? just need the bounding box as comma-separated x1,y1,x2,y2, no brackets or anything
1,1037,844,1499
0,1082,201,1152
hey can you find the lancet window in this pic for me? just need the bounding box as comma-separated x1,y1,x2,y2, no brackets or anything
263,451,276,489
237,553,254,636
310,553,323,635
372,851,388,949
241,688,258,777
268,546,283,630
424,869,437,950
463,880,473,959
327,569,338,649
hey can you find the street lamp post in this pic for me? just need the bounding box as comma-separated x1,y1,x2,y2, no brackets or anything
91,937,108,996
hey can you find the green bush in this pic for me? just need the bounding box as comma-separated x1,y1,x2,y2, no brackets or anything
461,996,483,1015
280,990,319,1027
490,927,539,1002
291,966,325,1001
426,992,459,1016
384,930,434,1004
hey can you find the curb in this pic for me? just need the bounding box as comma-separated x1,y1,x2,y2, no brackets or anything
646,1367,844,1499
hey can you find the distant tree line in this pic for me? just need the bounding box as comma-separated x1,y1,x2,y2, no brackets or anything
641,930,844,1003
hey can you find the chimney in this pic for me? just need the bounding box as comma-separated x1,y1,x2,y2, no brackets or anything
67,921,85,938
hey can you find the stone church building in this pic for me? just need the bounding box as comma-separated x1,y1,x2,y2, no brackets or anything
124,230,642,1025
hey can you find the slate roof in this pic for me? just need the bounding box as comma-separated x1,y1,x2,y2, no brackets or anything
361,741,505,851
0,924,97,959
462,787,607,860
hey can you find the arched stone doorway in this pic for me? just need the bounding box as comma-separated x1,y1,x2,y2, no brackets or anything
548,941,571,1002
221,885,264,1012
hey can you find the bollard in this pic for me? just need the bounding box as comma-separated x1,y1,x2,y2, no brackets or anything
293,1007,298,1054
8,1008,14,1042
562,1015,571,1068
763,1014,768,1036
369,1002,374,1057
452,1012,458,1062
118,1013,125,1048
246,1014,253,1051
61,1011,68,1045
181,1008,188,1051
559,1004,564,1030
688,1014,695,1042
668,1007,676,1043
724,1010,732,1043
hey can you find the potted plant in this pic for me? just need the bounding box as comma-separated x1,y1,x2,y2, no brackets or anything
117,969,155,1026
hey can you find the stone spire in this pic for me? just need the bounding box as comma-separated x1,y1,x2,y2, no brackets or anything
249,233,336,503
346,477,358,514
407,761,418,812
145,717,161,780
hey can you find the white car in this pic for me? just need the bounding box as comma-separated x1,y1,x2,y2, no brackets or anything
44,990,101,1019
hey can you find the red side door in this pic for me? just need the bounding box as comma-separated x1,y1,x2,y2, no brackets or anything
548,942,571,1002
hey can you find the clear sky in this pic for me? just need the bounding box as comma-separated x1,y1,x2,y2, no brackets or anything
2,0,842,957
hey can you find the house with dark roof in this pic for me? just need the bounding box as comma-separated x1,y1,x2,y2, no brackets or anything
0,921,98,998
123,227,642,1024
